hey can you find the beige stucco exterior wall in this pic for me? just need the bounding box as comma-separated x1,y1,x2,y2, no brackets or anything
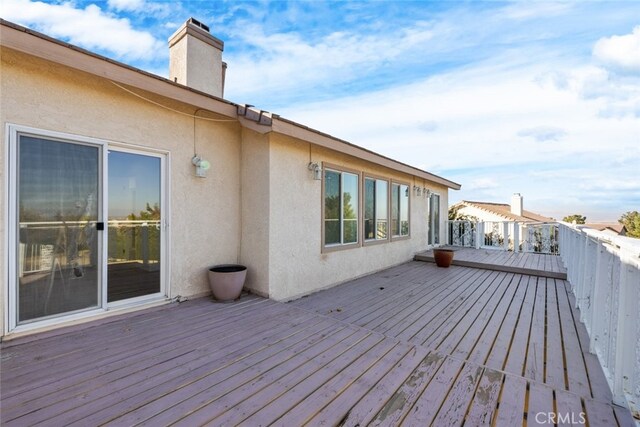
266,134,449,301
239,128,270,297
0,48,242,335
0,45,454,335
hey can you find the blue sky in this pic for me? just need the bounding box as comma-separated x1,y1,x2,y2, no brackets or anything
3,0,639,221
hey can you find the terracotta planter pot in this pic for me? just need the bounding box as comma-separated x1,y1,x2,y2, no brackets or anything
433,249,454,268
208,264,247,301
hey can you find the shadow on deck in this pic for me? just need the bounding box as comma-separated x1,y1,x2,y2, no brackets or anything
1,255,634,426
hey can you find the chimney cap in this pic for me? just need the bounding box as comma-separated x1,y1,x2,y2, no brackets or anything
168,18,223,51
188,17,209,33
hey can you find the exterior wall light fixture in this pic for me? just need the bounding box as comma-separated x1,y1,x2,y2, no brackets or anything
308,162,322,180
414,185,421,196
192,155,211,178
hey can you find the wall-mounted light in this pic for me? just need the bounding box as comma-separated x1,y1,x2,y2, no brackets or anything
307,162,322,180
192,155,211,178
413,185,421,196
424,188,431,198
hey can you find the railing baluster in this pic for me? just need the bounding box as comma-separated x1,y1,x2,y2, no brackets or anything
558,222,640,416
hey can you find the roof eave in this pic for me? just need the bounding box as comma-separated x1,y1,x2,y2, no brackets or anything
272,116,461,190
0,19,461,190
0,19,238,119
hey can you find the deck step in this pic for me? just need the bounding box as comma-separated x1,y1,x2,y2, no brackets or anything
414,250,567,280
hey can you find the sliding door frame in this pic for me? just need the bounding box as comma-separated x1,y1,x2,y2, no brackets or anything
4,124,170,335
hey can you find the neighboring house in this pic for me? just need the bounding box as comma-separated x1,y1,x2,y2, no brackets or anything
584,223,627,236
451,194,554,224
450,194,555,251
0,19,459,337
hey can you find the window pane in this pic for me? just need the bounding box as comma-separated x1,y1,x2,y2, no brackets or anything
400,184,409,236
391,184,400,236
17,136,99,322
364,178,375,240
108,151,161,302
376,180,388,239
324,170,340,245
343,173,358,244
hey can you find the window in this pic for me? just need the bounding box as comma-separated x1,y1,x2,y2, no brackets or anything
429,193,440,245
364,178,388,241
391,183,410,238
324,168,359,246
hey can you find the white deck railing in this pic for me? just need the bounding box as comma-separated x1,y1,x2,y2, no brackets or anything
19,220,161,276
447,220,559,254
558,222,640,416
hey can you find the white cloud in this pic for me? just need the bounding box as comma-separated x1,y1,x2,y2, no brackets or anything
106,0,172,16
1,0,164,60
593,26,640,73
501,2,574,20
224,21,437,100
468,178,499,190
107,0,145,12
518,126,567,142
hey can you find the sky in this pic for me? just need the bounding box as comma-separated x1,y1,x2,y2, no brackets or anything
2,0,639,221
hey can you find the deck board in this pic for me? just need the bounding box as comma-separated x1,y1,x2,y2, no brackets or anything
1,251,633,426
415,247,567,279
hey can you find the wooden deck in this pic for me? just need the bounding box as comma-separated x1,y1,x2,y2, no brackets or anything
1,258,634,426
415,247,567,279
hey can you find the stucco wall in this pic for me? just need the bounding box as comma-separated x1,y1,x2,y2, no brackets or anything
0,48,242,334
267,134,449,301
239,128,270,296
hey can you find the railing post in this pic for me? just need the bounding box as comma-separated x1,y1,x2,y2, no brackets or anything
575,231,587,308
613,254,640,408
475,222,482,249
513,223,520,253
589,241,611,355
503,222,509,251
142,223,149,268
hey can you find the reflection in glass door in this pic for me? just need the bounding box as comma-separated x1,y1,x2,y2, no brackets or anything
16,135,101,323
107,150,162,302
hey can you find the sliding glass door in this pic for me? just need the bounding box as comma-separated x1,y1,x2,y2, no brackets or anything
16,135,102,323
9,126,166,331
107,150,162,303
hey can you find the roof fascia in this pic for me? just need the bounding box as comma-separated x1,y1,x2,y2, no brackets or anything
271,117,461,190
0,20,237,119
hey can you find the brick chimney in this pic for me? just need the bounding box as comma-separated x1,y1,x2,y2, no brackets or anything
168,18,226,98
511,193,523,216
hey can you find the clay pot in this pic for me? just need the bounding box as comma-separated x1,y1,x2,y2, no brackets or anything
208,265,247,301
433,249,454,268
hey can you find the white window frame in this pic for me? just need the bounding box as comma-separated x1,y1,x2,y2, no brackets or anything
322,164,360,252
428,192,442,246
363,175,390,244
391,182,411,240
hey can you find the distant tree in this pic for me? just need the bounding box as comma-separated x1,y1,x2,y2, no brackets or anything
448,205,477,221
619,211,640,238
128,203,161,221
563,214,586,224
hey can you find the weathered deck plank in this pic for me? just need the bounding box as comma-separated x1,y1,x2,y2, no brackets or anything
1,256,632,426
415,247,567,278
